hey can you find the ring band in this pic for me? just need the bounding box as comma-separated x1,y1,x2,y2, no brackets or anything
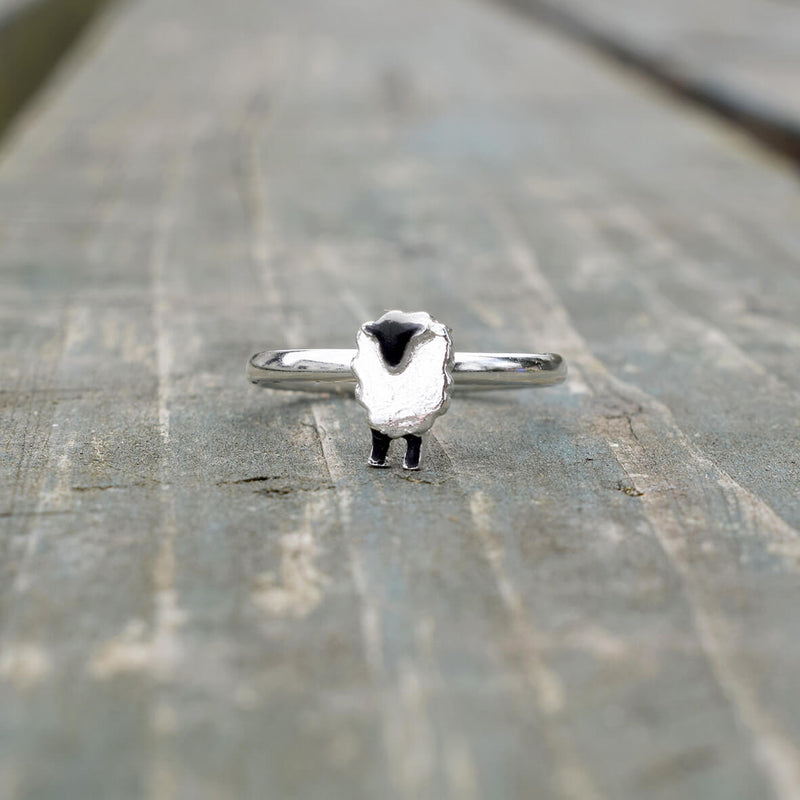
247,349,567,393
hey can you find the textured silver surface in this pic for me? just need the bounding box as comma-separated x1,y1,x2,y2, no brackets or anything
352,311,453,437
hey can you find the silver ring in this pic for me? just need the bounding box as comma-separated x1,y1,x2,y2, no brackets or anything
247,310,566,470
247,350,566,392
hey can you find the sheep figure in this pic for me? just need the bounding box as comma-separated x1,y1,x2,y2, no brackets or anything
352,310,454,470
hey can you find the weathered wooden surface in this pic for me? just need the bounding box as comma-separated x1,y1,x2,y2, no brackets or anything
2,0,800,798
504,0,800,158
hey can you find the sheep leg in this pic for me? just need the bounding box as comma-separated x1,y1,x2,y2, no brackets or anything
402,434,423,471
368,429,392,467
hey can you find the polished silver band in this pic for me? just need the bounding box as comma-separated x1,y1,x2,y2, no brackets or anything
248,349,567,392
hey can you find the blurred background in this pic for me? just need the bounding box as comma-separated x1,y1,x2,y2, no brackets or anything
4,0,800,158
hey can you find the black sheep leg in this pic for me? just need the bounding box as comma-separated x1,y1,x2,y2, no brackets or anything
403,434,423,471
368,429,392,467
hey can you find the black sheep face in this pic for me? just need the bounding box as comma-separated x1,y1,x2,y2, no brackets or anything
363,317,425,368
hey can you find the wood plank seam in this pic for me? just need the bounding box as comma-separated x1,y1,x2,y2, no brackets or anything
495,0,800,164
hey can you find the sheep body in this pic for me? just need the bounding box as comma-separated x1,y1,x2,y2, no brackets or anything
352,311,453,439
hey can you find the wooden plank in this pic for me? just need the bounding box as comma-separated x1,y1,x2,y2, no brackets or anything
502,0,800,159
0,0,109,138
1,0,800,798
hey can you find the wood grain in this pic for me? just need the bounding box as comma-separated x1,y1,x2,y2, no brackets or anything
1,0,799,797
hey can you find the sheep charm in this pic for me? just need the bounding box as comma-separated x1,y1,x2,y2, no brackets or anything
248,312,567,468
352,310,454,470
